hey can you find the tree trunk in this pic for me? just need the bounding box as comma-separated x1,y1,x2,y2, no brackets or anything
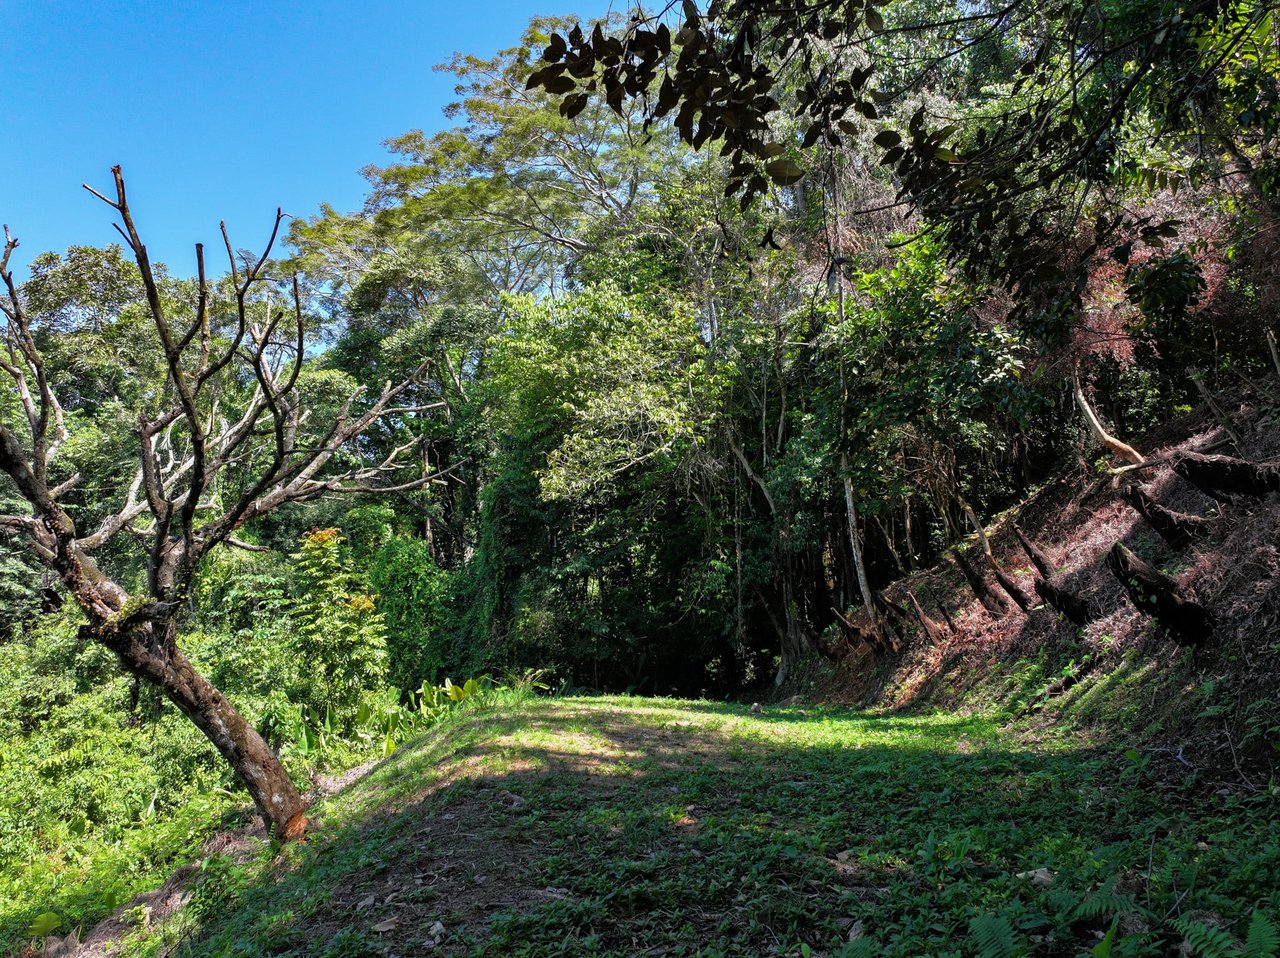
1013,525,1056,578
102,619,308,837
1105,543,1213,646
1075,371,1144,465
1033,576,1096,627
935,601,957,633
907,591,945,643
1172,452,1280,501
843,474,881,641
962,500,1032,610
992,566,1034,612
953,547,1006,614
1120,484,1215,550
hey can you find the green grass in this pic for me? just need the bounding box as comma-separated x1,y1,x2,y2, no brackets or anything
119,696,1277,957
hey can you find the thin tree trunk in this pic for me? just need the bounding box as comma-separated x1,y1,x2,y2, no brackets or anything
1075,370,1144,465
843,472,880,640
962,500,1032,611
935,601,957,633
1189,368,1244,448
953,547,1006,614
907,591,945,643
1012,525,1056,579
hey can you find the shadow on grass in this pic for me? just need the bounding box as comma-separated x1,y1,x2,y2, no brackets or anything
164,699,1278,958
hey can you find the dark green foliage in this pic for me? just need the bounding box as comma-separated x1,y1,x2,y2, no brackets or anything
368,536,454,690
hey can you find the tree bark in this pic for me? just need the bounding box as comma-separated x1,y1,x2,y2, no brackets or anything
907,591,946,643
1172,452,1280,501
953,547,1007,614
1120,484,1215,550
961,501,1032,610
843,473,881,641
1105,543,1213,646
100,619,308,837
934,601,957,633
1033,576,1096,627
1075,371,1144,465
1013,525,1056,578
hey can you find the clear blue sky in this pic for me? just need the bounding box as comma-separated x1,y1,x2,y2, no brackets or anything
1,0,608,278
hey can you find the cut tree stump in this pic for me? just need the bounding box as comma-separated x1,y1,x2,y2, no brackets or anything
935,602,957,633
1033,576,1097,627
1173,452,1280,501
953,548,1007,614
1120,484,1215,550
993,566,1034,612
1105,542,1213,646
907,591,946,643
1013,525,1056,578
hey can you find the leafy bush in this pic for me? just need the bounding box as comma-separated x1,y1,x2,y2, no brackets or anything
291,529,388,731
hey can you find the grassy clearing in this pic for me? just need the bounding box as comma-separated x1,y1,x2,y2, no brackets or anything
120,696,1276,958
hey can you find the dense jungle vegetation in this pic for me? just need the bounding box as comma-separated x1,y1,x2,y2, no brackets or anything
1,0,1278,953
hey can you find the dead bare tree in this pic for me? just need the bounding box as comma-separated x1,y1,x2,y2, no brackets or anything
0,168,442,838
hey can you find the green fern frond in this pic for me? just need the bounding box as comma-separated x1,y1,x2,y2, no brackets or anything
1174,917,1240,958
969,914,1026,958
1244,911,1280,958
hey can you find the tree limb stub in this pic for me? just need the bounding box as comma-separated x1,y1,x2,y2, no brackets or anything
1033,576,1097,627
1013,524,1056,578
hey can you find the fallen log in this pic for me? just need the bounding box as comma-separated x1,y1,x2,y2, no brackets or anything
1173,452,1280,501
1120,484,1215,550
1105,543,1213,646
1034,576,1097,627
993,565,1035,612
1013,525,1056,578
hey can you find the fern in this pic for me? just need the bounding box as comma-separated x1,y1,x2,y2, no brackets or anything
1175,917,1241,958
969,915,1026,958
1244,912,1280,958
1071,890,1139,922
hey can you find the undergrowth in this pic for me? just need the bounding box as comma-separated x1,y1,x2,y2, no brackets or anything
110,696,1279,958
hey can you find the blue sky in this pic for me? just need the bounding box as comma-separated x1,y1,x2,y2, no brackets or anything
1,0,608,277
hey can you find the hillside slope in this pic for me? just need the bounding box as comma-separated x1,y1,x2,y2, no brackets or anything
823,393,1280,781
99,696,1277,957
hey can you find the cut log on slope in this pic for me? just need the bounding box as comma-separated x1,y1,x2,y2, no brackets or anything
830,606,886,655
1120,484,1216,550
953,547,1007,614
1075,370,1145,465
1105,543,1214,646
962,501,1034,611
935,602,957,633
1033,576,1097,627
1013,525,1057,578
1172,452,1280,501
907,591,946,643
